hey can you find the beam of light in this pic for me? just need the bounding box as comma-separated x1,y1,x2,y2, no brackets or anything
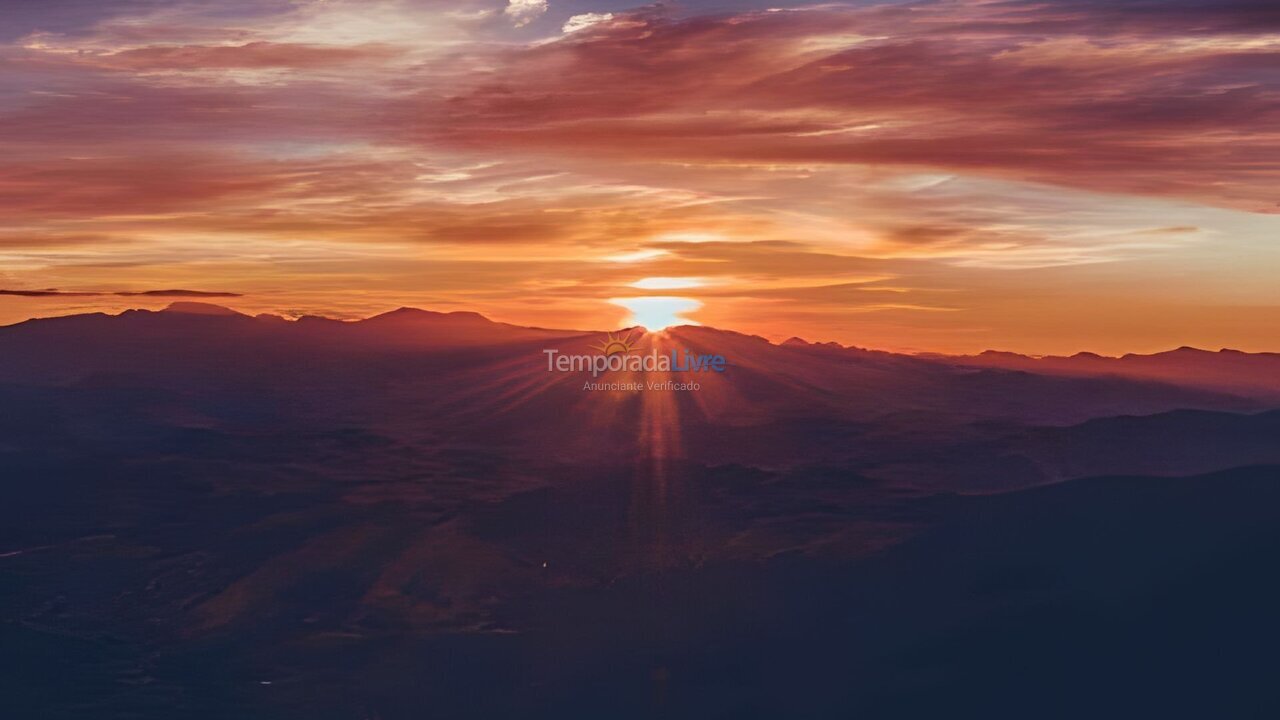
609,296,702,330
629,277,705,290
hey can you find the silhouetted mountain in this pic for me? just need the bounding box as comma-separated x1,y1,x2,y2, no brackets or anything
0,306,1270,477
938,345,1280,400
162,301,247,316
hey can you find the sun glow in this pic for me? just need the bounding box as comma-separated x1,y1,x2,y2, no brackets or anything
609,296,702,331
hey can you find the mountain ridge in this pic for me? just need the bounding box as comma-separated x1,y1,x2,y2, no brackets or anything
5,302,1277,360
0,303,1270,441
4,304,1279,407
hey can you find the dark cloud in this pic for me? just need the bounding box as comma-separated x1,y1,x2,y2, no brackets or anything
118,289,243,297
0,0,297,41
984,0,1280,36
0,288,242,297
412,2,1280,210
0,0,173,41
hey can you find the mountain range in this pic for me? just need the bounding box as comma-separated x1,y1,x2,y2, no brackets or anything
936,345,1280,400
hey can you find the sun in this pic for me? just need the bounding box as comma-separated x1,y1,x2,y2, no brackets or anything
592,330,639,356
608,296,702,331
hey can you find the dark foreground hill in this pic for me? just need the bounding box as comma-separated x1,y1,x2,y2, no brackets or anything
4,461,1279,719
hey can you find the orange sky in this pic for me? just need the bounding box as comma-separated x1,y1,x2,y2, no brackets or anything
1,0,1278,354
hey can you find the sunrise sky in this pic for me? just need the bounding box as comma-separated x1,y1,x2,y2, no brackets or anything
1,0,1277,353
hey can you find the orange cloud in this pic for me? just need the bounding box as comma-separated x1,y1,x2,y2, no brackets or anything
91,41,401,71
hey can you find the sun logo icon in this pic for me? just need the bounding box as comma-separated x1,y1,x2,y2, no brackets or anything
592,330,639,356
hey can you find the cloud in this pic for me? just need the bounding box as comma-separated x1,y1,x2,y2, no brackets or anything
118,289,244,297
562,13,612,34
0,289,99,297
89,41,400,71
0,288,242,298
504,0,546,28
415,2,1280,211
8,0,1274,212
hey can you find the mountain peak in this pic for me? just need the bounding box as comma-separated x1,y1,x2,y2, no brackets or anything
161,302,244,316
364,307,493,324
665,324,772,346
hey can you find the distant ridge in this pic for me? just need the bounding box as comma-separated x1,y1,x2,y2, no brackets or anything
940,345,1280,399
364,307,494,324
938,346,1278,363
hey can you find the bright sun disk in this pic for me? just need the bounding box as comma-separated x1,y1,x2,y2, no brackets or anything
609,296,702,331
